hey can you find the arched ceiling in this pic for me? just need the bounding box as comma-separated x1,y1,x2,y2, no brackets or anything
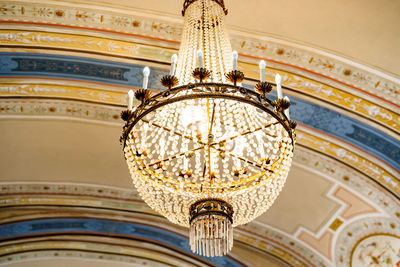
63,0,400,77
0,1,399,267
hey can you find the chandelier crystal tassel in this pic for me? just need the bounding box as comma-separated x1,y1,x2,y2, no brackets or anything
120,0,296,257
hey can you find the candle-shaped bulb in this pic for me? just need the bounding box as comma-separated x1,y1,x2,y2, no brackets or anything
143,66,150,76
128,89,134,110
275,73,282,84
283,96,290,119
275,73,283,99
197,49,203,68
259,60,266,82
170,54,178,75
259,60,266,70
232,51,238,70
142,67,150,89
171,54,178,63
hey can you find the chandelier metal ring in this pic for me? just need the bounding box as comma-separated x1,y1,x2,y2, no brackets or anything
122,83,295,149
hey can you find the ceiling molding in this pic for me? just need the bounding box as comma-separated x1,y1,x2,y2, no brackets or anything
0,1,399,106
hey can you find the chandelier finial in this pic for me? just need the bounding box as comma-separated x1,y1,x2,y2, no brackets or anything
182,0,228,16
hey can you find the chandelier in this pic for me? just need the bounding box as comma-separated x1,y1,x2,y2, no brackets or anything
120,0,296,257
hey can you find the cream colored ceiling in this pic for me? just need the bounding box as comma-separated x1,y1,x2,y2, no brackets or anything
259,166,339,235
60,0,400,76
0,119,129,186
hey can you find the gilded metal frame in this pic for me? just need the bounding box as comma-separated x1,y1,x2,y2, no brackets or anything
189,199,234,223
121,82,296,150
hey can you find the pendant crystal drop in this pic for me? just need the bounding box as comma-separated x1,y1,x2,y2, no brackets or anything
190,214,233,257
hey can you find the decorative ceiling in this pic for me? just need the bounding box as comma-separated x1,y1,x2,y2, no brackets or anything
0,0,399,266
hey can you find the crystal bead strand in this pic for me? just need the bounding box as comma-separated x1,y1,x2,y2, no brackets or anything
175,0,233,84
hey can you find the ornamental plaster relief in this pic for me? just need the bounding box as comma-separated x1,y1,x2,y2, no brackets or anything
335,218,400,266
0,2,398,106
297,131,399,194
351,235,400,266
0,30,175,63
1,75,398,137
242,63,400,135
0,83,128,105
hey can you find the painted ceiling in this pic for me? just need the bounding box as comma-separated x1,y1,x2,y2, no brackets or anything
0,0,399,266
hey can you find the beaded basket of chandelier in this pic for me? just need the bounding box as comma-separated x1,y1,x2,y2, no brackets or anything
121,75,296,256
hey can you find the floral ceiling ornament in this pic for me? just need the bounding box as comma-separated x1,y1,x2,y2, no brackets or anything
120,0,296,257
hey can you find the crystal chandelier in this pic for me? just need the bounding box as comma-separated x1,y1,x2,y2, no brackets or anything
120,0,296,257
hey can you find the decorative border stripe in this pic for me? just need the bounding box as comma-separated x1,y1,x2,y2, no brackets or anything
0,1,398,105
0,218,242,267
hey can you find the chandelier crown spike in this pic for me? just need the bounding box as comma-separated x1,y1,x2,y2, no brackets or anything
121,0,296,257
182,0,228,16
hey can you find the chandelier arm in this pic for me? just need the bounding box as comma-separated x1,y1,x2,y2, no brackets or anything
268,149,288,174
147,145,206,167
202,160,207,181
210,122,280,147
207,142,212,187
207,101,216,191
140,118,207,146
210,146,273,173
208,102,216,138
